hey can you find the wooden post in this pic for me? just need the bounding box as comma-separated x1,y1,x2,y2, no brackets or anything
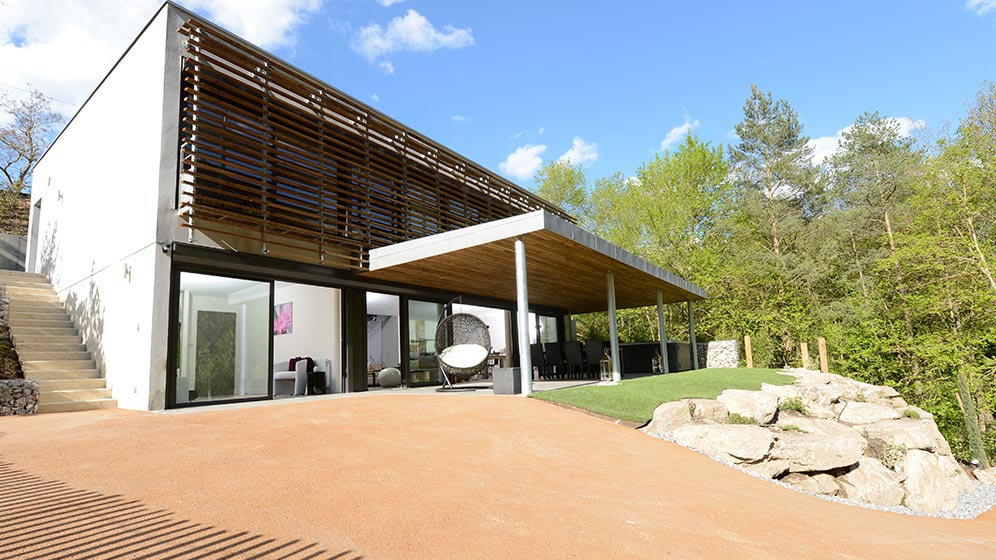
800,342,810,369
744,335,753,369
817,337,829,373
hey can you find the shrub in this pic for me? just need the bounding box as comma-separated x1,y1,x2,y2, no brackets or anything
778,397,808,415
727,413,757,425
781,424,809,433
877,443,908,469
903,408,921,420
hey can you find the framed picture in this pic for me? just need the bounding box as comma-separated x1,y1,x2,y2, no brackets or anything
274,302,293,335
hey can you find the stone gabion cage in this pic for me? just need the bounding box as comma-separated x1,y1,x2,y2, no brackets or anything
1,379,39,416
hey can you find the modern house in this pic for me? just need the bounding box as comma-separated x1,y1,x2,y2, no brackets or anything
24,2,706,411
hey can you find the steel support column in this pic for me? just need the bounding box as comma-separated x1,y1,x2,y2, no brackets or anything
607,271,621,383
657,290,669,374
515,238,532,395
688,300,698,370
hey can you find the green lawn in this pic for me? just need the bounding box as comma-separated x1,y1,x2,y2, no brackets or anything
530,368,795,424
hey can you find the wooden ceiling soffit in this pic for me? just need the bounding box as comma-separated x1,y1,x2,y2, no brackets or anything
363,211,707,313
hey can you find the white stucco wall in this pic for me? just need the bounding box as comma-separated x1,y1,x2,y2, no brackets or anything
26,6,180,410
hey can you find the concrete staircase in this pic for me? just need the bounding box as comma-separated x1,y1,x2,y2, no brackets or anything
1,271,116,413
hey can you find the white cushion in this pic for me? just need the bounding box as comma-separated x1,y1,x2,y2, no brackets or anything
439,344,489,369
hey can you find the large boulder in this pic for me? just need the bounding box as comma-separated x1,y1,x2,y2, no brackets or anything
901,450,974,513
642,401,692,435
862,419,940,453
687,399,728,424
669,424,775,463
769,432,865,473
760,383,802,401
919,419,952,456
742,459,790,479
792,371,834,386
782,473,840,496
716,389,778,424
837,458,905,507
974,467,996,486
835,402,901,425
776,415,868,443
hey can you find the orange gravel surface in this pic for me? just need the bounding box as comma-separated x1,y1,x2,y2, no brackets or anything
2,394,995,559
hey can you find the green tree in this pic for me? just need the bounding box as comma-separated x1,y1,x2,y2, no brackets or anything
533,160,590,221
728,85,820,364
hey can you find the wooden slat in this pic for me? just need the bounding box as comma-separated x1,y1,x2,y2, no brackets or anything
177,18,572,272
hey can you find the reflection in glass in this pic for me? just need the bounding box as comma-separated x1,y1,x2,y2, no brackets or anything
529,313,559,344
408,300,445,385
174,272,269,404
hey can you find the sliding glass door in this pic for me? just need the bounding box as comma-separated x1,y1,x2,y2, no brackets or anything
173,272,270,405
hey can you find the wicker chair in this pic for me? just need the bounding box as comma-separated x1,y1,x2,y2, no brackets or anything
434,313,492,389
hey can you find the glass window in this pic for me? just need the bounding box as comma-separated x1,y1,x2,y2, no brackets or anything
408,300,445,385
529,313,559,344
173,272,270,404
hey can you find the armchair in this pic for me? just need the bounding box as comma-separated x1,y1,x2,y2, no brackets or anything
273,359,308,396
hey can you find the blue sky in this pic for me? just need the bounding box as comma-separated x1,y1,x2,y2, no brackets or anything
3,1,996,187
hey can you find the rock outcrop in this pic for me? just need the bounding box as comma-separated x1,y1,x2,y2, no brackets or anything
642,368,975,513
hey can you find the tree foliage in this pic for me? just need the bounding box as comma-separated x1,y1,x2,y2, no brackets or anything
530,82,996,464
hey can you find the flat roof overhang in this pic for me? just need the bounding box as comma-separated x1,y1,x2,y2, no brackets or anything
362,210,706,314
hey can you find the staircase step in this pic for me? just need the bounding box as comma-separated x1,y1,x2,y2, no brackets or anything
0,286,58,299
39,388,113,403
23,360,98,371
1,280,54,289
0,279,55,295
9,312,72,322
9,307,67,317
5,294,61,303
12,333,83,344
22,368,101,380
14,342,87,352
18,351,92,361
8,318,75,328
0,271,46,281
37,378,107,390
37,398,117,414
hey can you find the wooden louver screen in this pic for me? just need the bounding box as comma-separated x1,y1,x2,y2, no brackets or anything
177,19,572,271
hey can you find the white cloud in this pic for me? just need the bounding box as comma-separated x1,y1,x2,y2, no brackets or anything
537,127,545,136
499,144,546,181
369,93,380,102
451,114,468,123
376,0,405,6
558,136,599,166
379,60,395,75
808,135,842,166
0,0,322,110
660,117,700,151
352,9,473,61
509,131,524,139
892,116,927,137
806,116,926,165
184,0,322,49
967,0,996,15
